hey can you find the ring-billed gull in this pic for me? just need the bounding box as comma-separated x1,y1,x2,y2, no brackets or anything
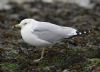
14,18,80,62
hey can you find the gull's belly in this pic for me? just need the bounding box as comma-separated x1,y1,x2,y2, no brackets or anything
21,30,51,47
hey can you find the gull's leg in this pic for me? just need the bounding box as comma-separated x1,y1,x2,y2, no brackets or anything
33,48,45,62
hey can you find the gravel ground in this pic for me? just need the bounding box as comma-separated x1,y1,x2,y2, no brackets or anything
0,1,100,72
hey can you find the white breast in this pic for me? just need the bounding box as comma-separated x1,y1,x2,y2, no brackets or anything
21,25,51,47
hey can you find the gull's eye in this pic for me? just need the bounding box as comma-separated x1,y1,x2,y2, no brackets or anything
23,23,27,25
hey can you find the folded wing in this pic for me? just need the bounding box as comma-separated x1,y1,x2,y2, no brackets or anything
31,22,77,43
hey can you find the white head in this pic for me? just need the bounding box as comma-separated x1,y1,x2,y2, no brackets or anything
15,18,37,28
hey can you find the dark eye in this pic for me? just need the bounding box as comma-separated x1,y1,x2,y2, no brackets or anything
24,23,27,25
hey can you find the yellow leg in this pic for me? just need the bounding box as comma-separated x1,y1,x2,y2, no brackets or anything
33,48,45,62
41,47,45,59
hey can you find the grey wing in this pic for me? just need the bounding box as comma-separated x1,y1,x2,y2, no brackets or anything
31,22,65,43
31,22,76,43
32,29,64,43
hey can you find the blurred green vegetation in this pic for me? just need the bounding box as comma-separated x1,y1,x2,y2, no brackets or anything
0,63,18,72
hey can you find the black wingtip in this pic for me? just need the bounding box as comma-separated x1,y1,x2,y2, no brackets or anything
76,29,91,36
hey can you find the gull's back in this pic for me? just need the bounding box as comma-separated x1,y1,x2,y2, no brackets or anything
32,21,77,43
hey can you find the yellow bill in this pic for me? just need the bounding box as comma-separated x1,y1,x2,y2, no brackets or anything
12,24,21,29
14,24,21,28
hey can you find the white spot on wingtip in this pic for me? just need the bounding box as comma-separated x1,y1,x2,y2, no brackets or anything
84,31,87,34
79,32,82,35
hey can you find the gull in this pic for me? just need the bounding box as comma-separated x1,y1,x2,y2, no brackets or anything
14,18,80,62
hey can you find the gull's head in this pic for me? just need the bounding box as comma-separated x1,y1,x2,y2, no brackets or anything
14,18,37,28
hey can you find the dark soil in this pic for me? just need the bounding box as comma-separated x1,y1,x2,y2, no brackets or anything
0,1,100,72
